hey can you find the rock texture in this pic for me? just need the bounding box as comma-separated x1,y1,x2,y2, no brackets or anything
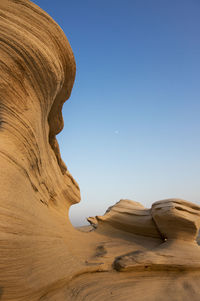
0,1,200,300
90,199,161,238
152,199,200,241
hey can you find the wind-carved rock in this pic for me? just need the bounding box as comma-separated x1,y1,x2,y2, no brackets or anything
114,199,200,272
0,1,200,300
90,199,161,238
152,199,200,242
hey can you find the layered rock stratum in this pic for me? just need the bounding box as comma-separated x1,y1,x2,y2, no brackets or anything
0,1,200,300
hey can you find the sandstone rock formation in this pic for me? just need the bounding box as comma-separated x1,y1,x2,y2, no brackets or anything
0,1,200,300
90,199,161,237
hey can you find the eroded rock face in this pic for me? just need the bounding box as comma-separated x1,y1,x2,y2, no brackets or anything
89,199,161,238
0,1,200,300
151,199,200,242
0,1,82,299
114,199,200,272
0,0,80,209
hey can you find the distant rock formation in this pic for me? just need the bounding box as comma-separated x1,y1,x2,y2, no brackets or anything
90,199,161,237
113,199,200,272
0,1,200,300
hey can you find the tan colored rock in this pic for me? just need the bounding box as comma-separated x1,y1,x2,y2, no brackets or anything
87,216,98,228
151,199,200,242
91,199,161,238
0,1,200,300
114,199,200,272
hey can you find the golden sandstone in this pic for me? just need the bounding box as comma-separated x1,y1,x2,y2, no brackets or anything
0,1,200,300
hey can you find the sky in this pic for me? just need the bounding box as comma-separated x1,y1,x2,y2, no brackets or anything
33,0,200,226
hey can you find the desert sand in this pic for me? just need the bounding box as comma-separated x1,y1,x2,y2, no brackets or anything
0,1,200,300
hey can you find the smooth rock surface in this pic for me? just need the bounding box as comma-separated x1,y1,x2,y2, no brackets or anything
90,199,161,238
151,199,200,241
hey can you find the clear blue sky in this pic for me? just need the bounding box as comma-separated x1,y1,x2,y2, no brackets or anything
33,0,200,226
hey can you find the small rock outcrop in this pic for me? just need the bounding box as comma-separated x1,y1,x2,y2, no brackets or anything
152,199,200,242
89,199,161,238
114,199,200,272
